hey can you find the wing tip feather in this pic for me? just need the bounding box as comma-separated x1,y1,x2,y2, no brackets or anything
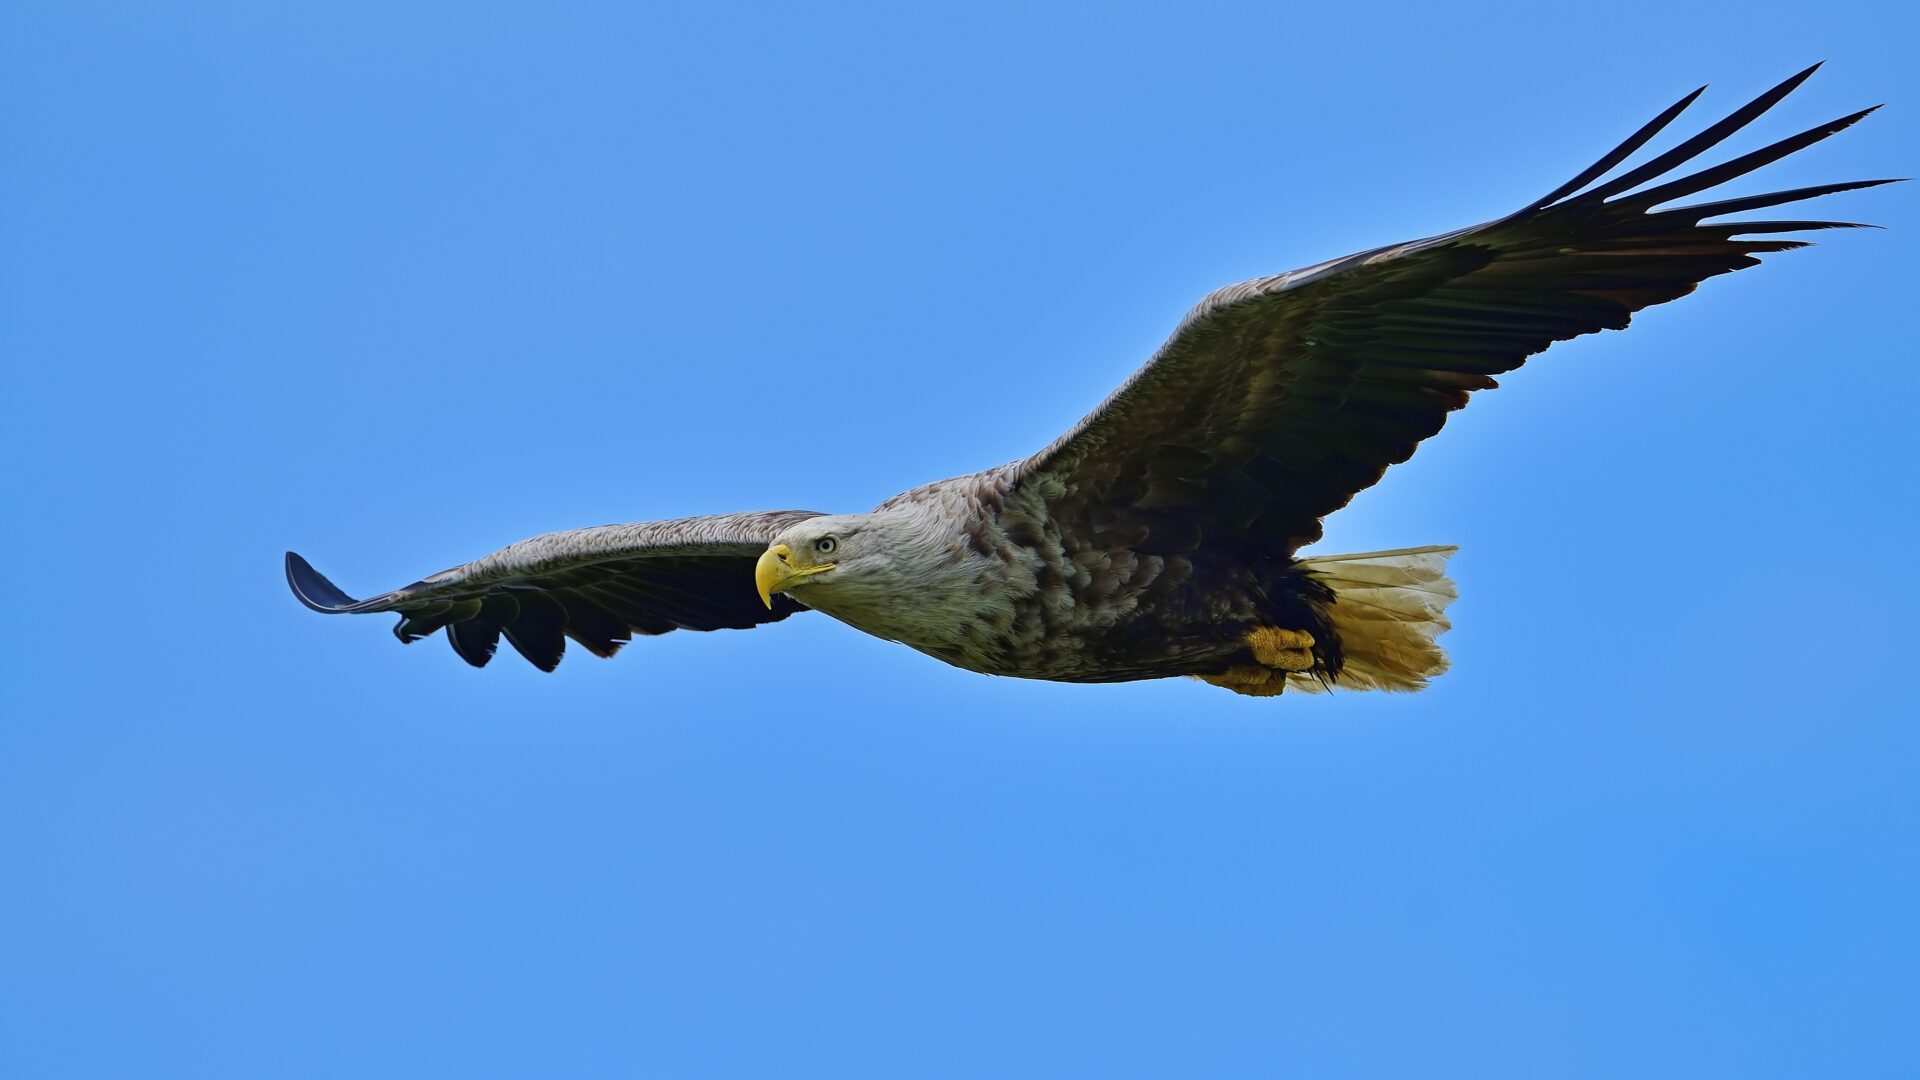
286,551,361,613
1551,63,1843,210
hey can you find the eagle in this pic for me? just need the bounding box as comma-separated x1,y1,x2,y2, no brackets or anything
287,66,1893,697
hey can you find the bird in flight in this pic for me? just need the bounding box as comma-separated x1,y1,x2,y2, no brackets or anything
288,65,1894,697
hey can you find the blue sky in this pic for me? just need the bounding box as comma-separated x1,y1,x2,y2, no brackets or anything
3,3,1915,1077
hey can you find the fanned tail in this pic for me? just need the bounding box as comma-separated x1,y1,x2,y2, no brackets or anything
1296,546,1459,693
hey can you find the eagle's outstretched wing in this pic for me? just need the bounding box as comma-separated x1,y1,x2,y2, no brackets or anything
287,511,823,671
1009,65,1897,553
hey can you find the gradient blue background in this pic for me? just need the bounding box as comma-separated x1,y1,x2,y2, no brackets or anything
3,3,1914,1076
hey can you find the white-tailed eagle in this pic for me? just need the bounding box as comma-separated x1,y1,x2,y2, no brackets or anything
287,66,1894,696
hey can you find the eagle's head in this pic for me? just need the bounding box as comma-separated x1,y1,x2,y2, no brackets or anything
755,515,863,610
755,505,1005,652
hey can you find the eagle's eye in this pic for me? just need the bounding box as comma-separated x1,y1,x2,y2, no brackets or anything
815,537,837,555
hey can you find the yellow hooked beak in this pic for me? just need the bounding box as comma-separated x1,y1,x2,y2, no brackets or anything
755,543,836,609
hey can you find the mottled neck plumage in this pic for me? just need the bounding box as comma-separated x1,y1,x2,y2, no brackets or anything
801,486,1028,667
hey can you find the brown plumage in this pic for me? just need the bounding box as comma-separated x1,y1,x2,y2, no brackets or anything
287,66,1895,695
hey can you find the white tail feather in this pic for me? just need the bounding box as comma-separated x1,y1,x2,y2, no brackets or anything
1291,545,1459,693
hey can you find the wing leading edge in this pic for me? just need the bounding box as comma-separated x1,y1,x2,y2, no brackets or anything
287,511,822,671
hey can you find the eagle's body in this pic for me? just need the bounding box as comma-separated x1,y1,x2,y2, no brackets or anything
777,475,1241,683
287,67,1893,697
817,473,1336,684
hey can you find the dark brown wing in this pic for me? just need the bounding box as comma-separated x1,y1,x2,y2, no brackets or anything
286,511,823,671
1010,65,1896,554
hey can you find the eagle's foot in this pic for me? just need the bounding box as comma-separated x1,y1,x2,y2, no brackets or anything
1193,628,1318,695
1246,627,1316,672
1196,665,1289,697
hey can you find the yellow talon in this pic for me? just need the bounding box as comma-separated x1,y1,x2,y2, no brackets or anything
1196,665,1289,697
1247,627,1316,671
1193,628,1319,694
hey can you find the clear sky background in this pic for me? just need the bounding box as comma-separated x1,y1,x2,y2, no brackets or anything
3,3,1915,1077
